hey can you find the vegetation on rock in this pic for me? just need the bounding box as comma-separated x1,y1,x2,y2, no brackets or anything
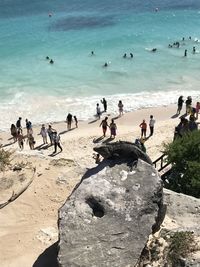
164,130,200,198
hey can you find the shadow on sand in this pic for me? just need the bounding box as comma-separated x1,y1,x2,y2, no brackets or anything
93,136,104,143
33,241,59,267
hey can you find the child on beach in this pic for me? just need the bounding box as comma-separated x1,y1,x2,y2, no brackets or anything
139,119,147,138
40,124,48,144
109,119,117,138
118,100,124,116
74,116,78,128
100,117,108,137
96,103,101,119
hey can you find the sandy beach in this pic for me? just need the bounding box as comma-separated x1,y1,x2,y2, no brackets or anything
0,103,197,267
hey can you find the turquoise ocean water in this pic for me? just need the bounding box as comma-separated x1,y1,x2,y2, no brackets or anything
0,0,200,129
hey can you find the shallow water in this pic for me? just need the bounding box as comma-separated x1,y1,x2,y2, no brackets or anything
0,0,200,129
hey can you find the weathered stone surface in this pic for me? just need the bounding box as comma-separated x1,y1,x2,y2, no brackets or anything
58,157,163,267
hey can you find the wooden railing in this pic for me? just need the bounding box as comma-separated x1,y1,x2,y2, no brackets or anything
153,154,170,172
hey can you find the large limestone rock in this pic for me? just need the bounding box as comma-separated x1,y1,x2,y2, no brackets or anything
58,154,163,267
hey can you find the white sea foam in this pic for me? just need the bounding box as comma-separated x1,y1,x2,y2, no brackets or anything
1,89,199,131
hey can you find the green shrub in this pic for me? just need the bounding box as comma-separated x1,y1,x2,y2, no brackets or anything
167,231,197,266
164,130,200,197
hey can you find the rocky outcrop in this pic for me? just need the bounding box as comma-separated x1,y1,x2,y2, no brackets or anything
137,189,200,267
58,142,163,267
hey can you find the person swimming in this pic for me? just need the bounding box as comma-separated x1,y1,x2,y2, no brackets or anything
123,53,127,58
91,51,95,55
184,49,187,57
151,48,157,52
103,62,108,67
130,53,133,58
193,46,196,54
50,59,54,64
46,56,50,60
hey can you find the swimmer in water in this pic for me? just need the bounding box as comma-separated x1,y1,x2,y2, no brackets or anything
130,53,133,58
103,62,108,67
184,49,187,57
91,51,94,56
151,48,157,52
123,53,127,58
46,56,50,60
193,46,196,54
48,13,52,17
50,59,54,64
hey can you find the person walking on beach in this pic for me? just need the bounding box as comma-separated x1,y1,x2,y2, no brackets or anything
149,115,155,136
27,133,35,150
74,116,78,128
17,130,24,150
16,117,22,132
47,125,55,145
139,119,147,138
40,124,48,144
100,117,108,137
66,113,73,130
177,95,184,115
96,103,101,119
52,132,62,154
118,100,124,116
10,124,18,142
185,96,192,115
25,119,32,134
101,98,107,112
109,119,117,139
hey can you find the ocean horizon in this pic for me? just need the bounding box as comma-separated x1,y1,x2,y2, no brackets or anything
0,0,200,130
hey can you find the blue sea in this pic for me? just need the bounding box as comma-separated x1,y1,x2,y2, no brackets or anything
0,0,200,130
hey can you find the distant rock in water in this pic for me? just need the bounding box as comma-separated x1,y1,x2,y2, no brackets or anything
58,142,163,267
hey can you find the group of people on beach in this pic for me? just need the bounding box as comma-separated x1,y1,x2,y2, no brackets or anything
99,117,117,138
96,98,124,119
10,118,63,154
174,95,200,139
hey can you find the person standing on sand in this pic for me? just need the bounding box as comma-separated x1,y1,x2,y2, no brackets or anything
149,115,155,136
17,130,24,150
96,103,101,119
25,119,32,134
52,132,62,154
177,96,184,114
100,117,108,137
118,100,124,116
40,124,48,144
66,113,73,130
47,125,55,145
139,119,147,138
109,119,117,138
101,98,107,112
27,133,35,150
10,124,18,142
16,117,22,132
74,116,78,128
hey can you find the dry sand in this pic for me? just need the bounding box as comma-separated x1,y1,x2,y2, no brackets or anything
0,104,195,267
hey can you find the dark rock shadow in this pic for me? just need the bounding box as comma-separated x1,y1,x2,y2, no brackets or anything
88,118,99,124
48,151,62,157
171,113,179,119
32,241,59,267
93,136,104,143
112,115,120,120
35,144,51,150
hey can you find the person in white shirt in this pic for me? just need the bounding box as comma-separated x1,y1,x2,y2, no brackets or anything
96,103,101,119
149,115,156,136
40,124,48,144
